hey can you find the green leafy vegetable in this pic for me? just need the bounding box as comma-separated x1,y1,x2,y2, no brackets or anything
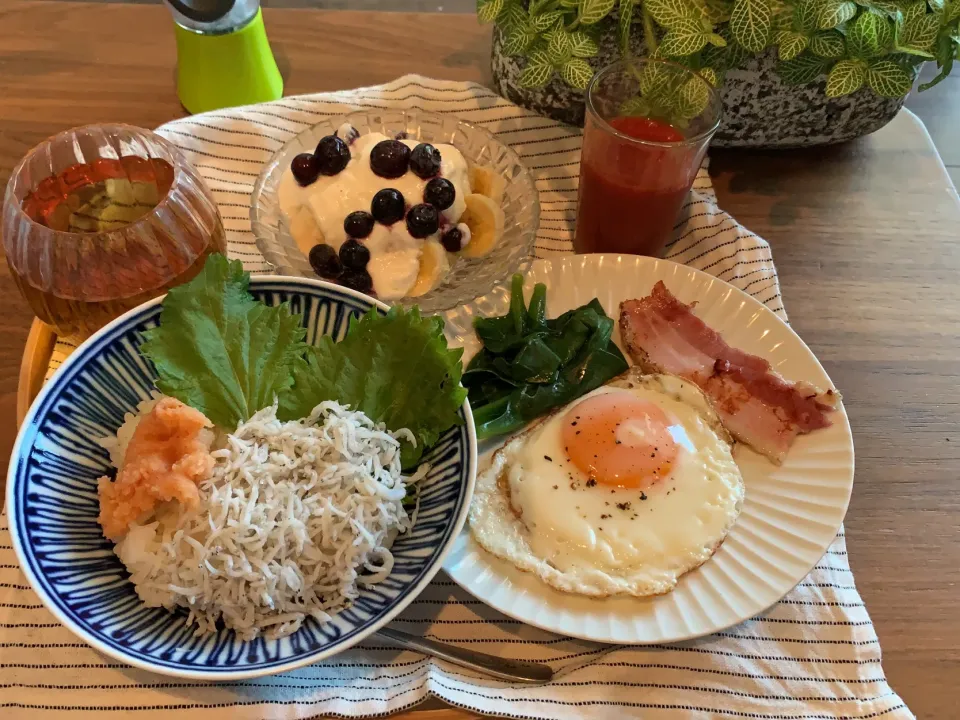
141,253,466,467
141,254,307,430
464,274,628,440
280,306,466,467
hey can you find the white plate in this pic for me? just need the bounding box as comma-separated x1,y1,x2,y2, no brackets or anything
441,254,854,644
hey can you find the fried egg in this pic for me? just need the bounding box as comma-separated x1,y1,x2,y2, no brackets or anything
468,369,745,597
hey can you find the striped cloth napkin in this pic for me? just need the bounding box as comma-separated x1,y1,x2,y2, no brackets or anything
1,75,912,720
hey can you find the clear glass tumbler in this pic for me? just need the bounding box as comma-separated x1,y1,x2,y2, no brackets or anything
574,59,722,257
2,124,226,339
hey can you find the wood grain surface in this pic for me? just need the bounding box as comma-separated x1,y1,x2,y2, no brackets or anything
1,3,958,718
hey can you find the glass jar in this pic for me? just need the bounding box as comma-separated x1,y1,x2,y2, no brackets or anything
2,124,226,339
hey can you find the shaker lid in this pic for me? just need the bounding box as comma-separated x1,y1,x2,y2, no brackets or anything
166,0,237,23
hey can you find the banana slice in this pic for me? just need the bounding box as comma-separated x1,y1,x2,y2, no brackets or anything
408,239,451,297
290,207,324,256
469,165,507,205
459,193,504,259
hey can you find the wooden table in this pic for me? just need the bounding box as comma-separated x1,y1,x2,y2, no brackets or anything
2,3,959,718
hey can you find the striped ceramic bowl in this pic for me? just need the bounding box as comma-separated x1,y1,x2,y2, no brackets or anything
6,277,477,679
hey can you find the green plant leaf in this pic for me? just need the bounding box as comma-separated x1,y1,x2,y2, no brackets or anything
777,29,811,58
700,66,722,84
620,95,654,115
859,0,902,17
701,40,730,69
618,0,635,54
579,0,618,24
731,0,775,51
519,59,555,87
708,32,729,44
918,36,955,89
659,17,711,54
794,0,822,32
817,0,858,28
901,1,927,23
478,0,506,24
561,57,596,87
847,9,894,56
547,27,574,63
810,28,847,54
899,12,940,52
704,0,734,22
866,58,915,95
825,58,868,94
778,52,831,82
498,0,528,28
636,59,678,96
675,75,712,117
929,0,945,10
945,0,960,23
570,29,601,56
646,0,698,28
532,9,566,30
502,25,540,54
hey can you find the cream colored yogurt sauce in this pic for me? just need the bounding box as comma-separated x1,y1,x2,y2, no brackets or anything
277,129,470,299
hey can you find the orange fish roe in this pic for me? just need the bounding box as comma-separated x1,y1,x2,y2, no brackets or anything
97,397,215,541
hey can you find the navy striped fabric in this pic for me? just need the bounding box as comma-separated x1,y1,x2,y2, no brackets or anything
3,76,912,719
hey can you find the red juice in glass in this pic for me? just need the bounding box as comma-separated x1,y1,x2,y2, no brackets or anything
574,60,721,257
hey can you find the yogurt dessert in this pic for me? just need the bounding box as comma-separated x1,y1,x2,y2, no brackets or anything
278,122,506,299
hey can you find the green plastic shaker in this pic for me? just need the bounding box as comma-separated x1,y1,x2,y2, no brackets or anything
165,0,283,113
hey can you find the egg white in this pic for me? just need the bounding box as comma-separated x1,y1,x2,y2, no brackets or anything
468,370,745,597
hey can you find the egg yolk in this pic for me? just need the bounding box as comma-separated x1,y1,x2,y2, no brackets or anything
561,393,678,489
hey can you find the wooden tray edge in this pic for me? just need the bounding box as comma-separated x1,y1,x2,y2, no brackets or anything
17,319,56,428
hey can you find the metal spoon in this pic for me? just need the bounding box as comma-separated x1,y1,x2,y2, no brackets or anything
377,627,554,685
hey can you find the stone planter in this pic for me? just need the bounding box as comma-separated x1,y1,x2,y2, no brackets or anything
491,24,909,149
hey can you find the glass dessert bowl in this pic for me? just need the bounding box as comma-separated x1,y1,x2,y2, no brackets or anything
250,109,538,313
2,124,226,339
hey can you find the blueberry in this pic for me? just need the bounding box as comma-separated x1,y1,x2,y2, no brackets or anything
409,143,442,179
291,153,320,186
309,244,341,278
340,269,373,294
441,227,464,252
314,135,351,176
343,210,375,239
369,140,411,179
339,238,370,270
406,203,440,239
371,188,406,225
424,177,455,211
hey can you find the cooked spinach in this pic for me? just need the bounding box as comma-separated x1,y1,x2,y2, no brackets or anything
464,274,628,439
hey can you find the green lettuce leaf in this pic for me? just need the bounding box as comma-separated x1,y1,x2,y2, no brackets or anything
140,254,307,430
280,305,467,467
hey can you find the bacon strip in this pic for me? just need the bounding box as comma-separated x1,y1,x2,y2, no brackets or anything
619,282,839,464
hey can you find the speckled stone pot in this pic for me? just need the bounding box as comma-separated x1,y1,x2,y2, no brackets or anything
491,24,908,148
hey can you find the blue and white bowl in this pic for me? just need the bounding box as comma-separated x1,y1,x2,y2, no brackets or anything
7,277,477,679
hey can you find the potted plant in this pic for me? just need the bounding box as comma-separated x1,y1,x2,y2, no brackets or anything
480,0,958,147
